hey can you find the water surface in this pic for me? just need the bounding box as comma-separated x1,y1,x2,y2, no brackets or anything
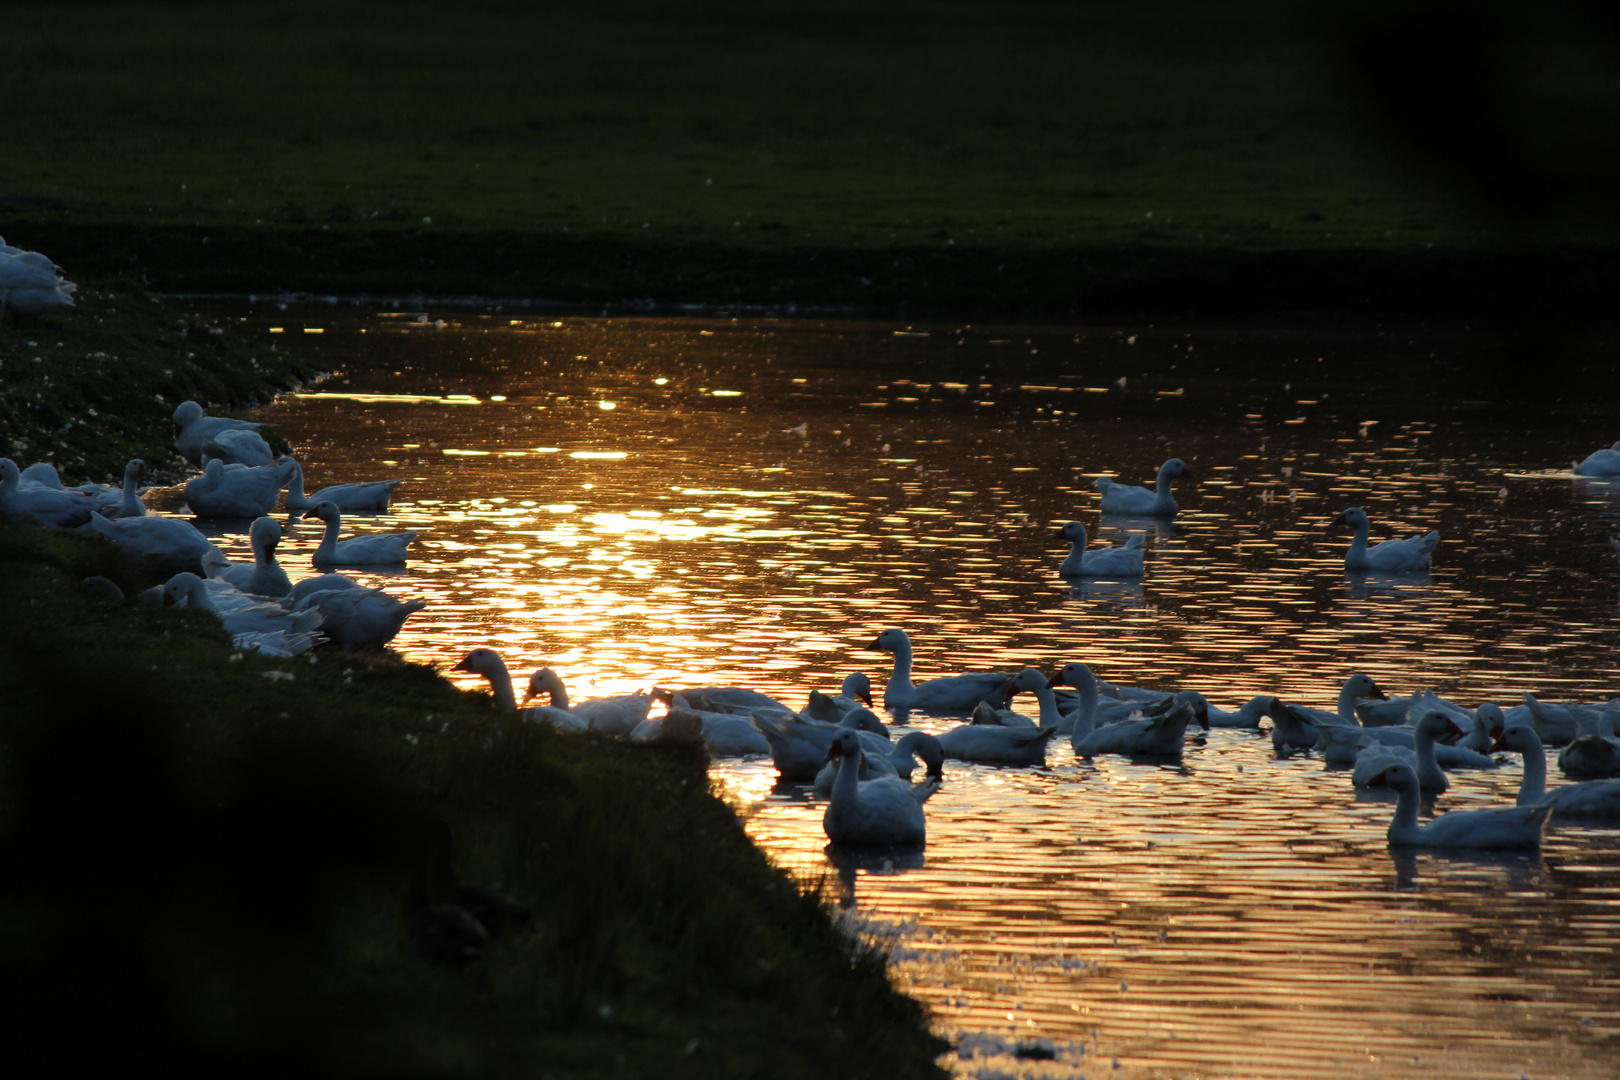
208,310,1619,1078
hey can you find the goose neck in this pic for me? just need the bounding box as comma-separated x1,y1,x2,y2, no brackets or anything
1517,741,1548,806
1388,777,1423,843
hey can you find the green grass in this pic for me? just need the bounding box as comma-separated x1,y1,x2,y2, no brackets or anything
4,1,1617,314
0,523,948,1077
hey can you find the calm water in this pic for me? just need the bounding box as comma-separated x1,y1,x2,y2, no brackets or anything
195,309,1619,1078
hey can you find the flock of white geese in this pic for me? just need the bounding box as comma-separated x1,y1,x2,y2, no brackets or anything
3,309,1619,854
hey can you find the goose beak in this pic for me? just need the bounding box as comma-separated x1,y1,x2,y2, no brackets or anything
1046,672,1069,688
857,688,872,706
1197,704,1210,729
1329,511,1347,529
1051,527,1069,540
451,657,473,673
825,741,845,763
301,508,321,520
860,637,883,651
1367,683,1389,700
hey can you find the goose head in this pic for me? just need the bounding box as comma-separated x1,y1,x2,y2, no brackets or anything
1493,723,1543,755
840,670,873,705
825,728,863,763
301,499,342,524
1343,672,1388,701
1331,507,1370,531
523,667,566,703
864,628,908,653
452,647,508,680
160,571,205,607
1047,662,1097,692
1009,668,1051,695
1161,458,1195,481
249,515,282,552
172,400,203,437
1054,520,1087,544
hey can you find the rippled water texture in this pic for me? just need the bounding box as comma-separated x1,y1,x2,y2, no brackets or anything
209,311,1618,1078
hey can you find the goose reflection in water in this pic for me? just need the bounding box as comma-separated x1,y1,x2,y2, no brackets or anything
1064,577,1146,604
1343,569,1434,602
1389,847,1546,893
824,843,927,909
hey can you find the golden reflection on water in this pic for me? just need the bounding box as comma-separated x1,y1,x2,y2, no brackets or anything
218,312,1620,1078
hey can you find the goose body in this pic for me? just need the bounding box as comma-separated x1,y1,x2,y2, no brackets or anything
937,720,1059,765
65,459,149,519
162,572,324,654
1377,761,1549,849
1207,695,1270,729
202,428,275,467
1573,441,1620,476
1500,724,1620,818
0,458,94,528
172,400,267,467
1055,662,1204,758
865,627,1013,714
822,730,935,845
1094,458,1193,517
1557,734,1620,780
282,457,406,513
813,730,944,795
1348,708,1473,790
184,457,288,518
303,499,417,565
1520,692,1585,747
0,248,75,320
292,585,426,649
1267,674,1389,753
524,668,652,736
1055,521,1146,577
755,710,896,780
86,511,223,578
1334,506,1439,572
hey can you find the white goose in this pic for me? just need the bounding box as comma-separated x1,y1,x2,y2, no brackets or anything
822,729,937,846
1457,702,1508,753
1556,705,1620,779
202,428,275,467
291,584,426,650
0,247,75,322
303,500,417,565
755,709,896,780
1206,695,1270,729
203,516,292,598
184,457,289,518
1348,707,1489,790
813,730,945,796
1376,761,1550,849
162,572,324,655
864,628,1013,713
1094,458,1194,517
0,458,94,528
1499,724,1620,818
452,648,588,733
171,400,269,467
1573,441,1620,477
1055,662,1204,757
1054,520,1146,577
799,672,875,723
1267,673,1389,753
70,459,148,519
86,511,223,578
282,456,406,514
523,668,653,736
1333,506,1439,572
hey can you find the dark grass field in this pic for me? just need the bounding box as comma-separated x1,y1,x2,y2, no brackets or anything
4,0,1618,317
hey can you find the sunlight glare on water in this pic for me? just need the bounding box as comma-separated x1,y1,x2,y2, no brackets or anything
208,310,1620,1079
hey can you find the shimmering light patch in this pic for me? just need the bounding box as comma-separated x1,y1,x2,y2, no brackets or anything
297,391,477,404
570,451,628,460
442,448,491,456
599,401,617,410
712,390,743,397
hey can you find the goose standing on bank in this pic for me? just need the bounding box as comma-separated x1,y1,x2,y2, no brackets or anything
822,729,937,846
292,584,427,650
1375,761,1550,849
303,500,417,566
1573,441,1620,477
1333,506,1439,572
864,628,1014,714
86,511,223,578
452,648,587,732
282,456,406,514
1054,520,1146,577
1094,458,1194,517
172,400,270,467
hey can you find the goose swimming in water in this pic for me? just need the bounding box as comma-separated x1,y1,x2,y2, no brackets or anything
864,628,1014,714
282,456,406,514
1094,458,1194,517
1054,520,1146,577
822,729,938,846
1054,663,1205,758
1573,441,1620,477
302,500,418,565
1332,507,1439,572
202,515,291,598
1498,724,1620,819
1374,761,1550,850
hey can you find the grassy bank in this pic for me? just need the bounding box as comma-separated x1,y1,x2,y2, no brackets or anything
4,1,1617,319
0,529,946,1078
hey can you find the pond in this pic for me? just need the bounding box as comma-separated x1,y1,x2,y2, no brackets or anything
197,307,1620,1078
